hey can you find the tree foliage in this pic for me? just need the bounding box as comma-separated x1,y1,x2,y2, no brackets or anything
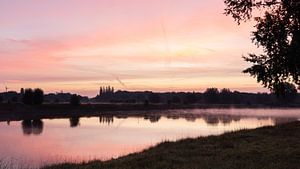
275,82,298,103
33,88,44,105
224,0,300,96
22,88,44,105
220,88,233,104
23,88,34,105
203,88,220,103
70,94,80,106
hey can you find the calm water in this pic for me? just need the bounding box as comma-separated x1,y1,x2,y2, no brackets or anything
0,108,299,168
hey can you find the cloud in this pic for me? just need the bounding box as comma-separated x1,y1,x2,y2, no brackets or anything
0,0,265,95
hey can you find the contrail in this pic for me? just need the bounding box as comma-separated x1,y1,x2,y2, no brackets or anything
115,77,126,87
160,16,170,54
109,74,126,87
160,15,173,65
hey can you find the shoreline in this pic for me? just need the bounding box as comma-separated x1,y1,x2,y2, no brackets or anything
42,121,300,169
1,103,300,122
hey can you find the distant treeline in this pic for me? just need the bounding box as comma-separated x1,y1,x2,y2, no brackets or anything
0,88,89,105
92,87,299,105
0,87,299,105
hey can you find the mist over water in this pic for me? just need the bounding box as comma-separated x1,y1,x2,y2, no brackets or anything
0,108,299,168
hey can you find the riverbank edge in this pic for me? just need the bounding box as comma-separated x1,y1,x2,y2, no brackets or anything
43,121,300,169
1,103,300,122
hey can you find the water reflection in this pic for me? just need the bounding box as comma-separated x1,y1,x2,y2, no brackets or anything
141,114,243,125
0,108,299,168
21,119,44,135
15,113,300,134
273,118,299,125
144,115,161,123
99,115,114,125
98,112,299,127
69,117,80,128
202,115,241,125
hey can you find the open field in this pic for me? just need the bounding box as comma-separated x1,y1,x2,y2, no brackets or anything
42,121,300,169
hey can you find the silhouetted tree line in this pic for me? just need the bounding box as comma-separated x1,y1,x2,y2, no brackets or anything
46,92,88,104
0,88,88,104
99,86,114,96
0,87,298,106
92,88,299,105
0,91,19,103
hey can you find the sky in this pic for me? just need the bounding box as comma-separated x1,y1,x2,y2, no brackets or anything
0,0,268,97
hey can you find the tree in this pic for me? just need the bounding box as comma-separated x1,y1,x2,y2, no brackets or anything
203,88,220,103
70,94,80,106
224,0,300,96
0,96,3,103
22,88,44,105
99,87,103,96
22,88,34,105
220,88,233,104
33,88,44,105
20,88,24,95
275,82,298,103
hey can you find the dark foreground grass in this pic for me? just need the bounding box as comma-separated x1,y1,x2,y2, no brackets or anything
44,121,300,169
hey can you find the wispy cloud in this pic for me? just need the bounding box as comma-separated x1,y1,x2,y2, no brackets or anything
0,0,265,95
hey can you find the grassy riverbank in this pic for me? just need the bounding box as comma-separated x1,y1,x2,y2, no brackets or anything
43,121,300,169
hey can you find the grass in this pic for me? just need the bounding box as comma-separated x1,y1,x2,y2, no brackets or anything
0,159,33,169
43,121,300,169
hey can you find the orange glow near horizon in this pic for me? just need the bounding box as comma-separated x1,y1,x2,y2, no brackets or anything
0,0,268,96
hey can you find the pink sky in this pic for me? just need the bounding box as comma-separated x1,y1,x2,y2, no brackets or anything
0,0,267,96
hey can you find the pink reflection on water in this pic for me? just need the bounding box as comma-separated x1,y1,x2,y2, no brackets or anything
0,108,299,168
